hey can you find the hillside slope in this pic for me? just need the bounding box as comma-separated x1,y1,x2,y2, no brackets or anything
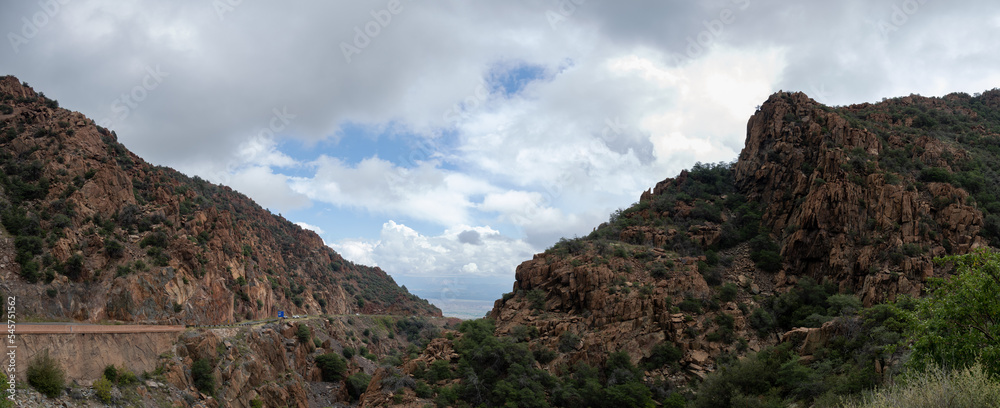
488,89,999,380
0,76,440,324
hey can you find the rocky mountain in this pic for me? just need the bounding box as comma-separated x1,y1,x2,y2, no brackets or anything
0,76,440,324
487,89,1000,381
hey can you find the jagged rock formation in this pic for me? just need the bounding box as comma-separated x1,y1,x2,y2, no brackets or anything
734,92,989,304
0,76,440,324
489,89,1000,381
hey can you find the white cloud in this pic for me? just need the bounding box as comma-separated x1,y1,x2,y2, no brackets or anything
8,1,1000,304
329,240,378,267
290,156,496,227
225,166,311,212
333,221,535,279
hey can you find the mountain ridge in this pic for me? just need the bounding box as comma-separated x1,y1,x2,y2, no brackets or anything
485,88,998,382
0,75,440,325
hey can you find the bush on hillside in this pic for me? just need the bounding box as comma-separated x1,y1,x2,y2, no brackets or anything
27,350,64,398
315,353,347,382
191,358,215,396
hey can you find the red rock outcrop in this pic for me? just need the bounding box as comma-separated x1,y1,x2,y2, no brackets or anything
488,90,996,384
734,92,987,305
0,76,440,324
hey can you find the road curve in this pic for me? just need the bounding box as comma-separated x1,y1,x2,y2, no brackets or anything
13,323,185,334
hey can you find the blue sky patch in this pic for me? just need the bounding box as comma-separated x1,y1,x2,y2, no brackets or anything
487,62,548,97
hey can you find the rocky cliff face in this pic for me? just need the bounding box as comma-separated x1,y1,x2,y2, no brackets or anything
161,316,450,407
734,92,988,305
0,76,440,324
489,89,1000,380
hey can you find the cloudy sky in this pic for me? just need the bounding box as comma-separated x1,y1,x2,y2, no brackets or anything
2,0,998,317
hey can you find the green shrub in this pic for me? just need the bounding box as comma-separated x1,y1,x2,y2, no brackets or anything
651,263,669,279
296,324,310,343
525,288,546,310
138,231,168,248
116,265,131,277
250,399,263,408
315,353,347,381
103,364,118,383
908,250,1000,375
94,375,113,403
346,372,371,401
691,344,796,408
27,350,64,398
63,254,84,280
415,380,433,398
20,259,40,283
428,359,451,382
920,167,952,183
719,283,739,302
533,346,557,364
342,347,355,359
0,375,12,408
104,239,124,258
191,358,215,396
679,297,702,313
558,331,581,352
749,308,777,336
643,342,682,369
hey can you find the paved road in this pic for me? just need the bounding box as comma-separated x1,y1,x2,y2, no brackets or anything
13,323,185,334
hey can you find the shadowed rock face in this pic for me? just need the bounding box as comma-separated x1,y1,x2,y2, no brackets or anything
0,76,440,324
487,90,994,380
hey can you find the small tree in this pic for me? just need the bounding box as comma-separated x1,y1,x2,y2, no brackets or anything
191,358,215,396
346,372,371,401
94,376,113,403
558,331,581,352
27,350,64,398
296,324,311,343
315,353,347,382
908,249,1000,375
103,364,118,383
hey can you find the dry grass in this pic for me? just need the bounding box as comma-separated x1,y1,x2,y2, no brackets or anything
839,364,1000,408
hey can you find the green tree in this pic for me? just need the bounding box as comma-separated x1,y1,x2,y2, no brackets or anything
26,350,64,398
94,375,113,403
296,324,311,343
103,364,118,384
345,372,371,401
315,353,347,382
908,249,1000,375
191,358,215,396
